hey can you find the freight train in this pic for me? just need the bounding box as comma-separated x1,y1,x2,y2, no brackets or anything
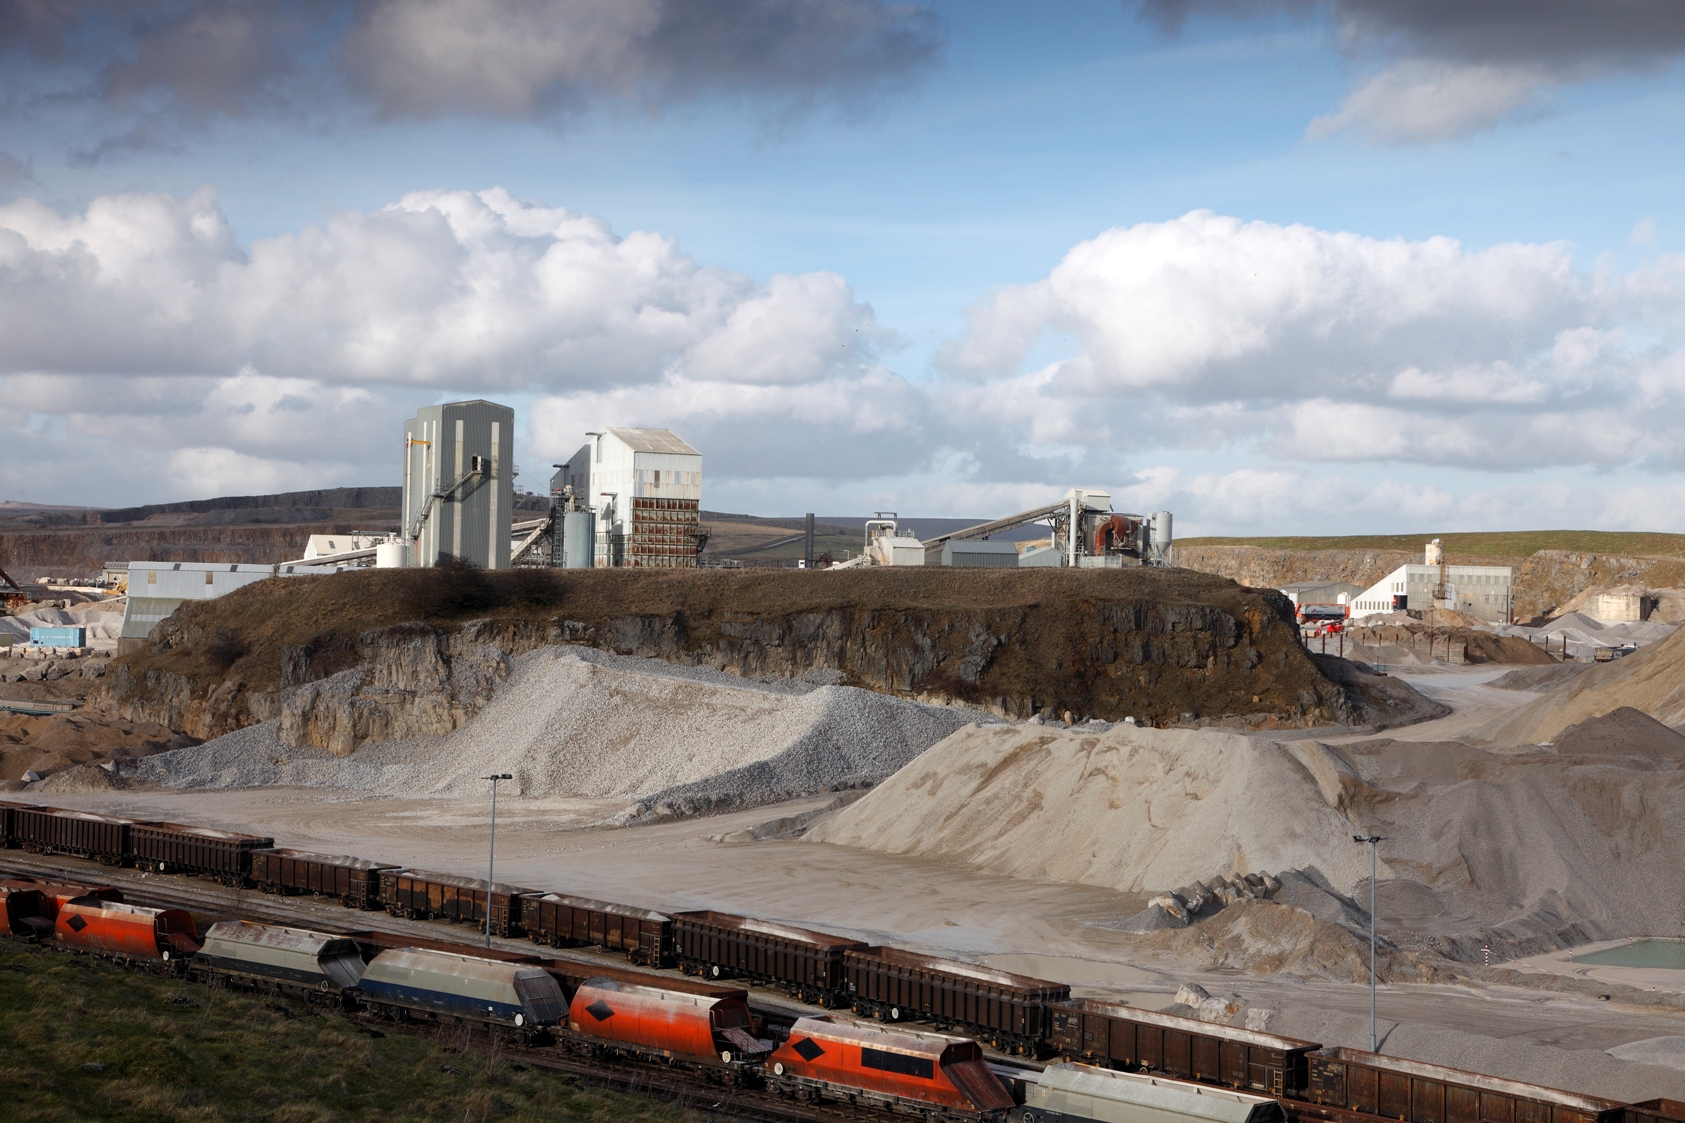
5,799,1684,1123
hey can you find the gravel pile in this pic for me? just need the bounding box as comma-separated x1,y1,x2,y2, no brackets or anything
134,646,995,820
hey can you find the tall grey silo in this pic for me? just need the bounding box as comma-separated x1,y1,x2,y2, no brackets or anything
402,400,515,568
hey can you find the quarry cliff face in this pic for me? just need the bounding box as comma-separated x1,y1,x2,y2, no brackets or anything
91,568,1398,755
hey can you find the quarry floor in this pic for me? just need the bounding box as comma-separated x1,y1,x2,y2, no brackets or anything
18,662,1685,1098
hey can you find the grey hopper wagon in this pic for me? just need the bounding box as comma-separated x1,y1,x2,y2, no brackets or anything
358,947,567,1034
1016,1064,1288,1123
192,921,366,999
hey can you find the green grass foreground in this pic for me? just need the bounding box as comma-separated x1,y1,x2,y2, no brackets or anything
0,940,700,1123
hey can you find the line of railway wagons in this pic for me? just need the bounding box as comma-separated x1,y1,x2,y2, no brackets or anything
7,799,1685,1123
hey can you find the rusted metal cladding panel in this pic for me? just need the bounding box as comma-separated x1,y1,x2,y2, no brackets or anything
1192,1036,1221,1083
1049,1005,1085,1055
1484,1094,1518,1123
1105,1016,1134,1064
1517,1102,1551,1123
1415,1076,1447,1123
1447,1085,1480,1123
1220,1041,1248,1087
1379,1071,1412,1119
1308,1056,1347,1106
1629,1104,1685,1123
1139,1024,1164,1070
1163,1028,1193,1078
568,982,731,1059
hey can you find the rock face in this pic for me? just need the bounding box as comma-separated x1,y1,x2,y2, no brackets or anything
92,567,1429,754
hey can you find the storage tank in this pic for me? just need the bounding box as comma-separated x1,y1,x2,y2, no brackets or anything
1425,538,1444,565
1147,511,1173,567
375,541,407,568
562,510,595,569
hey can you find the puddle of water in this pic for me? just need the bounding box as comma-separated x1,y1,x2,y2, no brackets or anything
1572,939,1685,969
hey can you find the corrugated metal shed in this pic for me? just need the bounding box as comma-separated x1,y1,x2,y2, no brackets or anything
940,540,1019,568
119,561,350,641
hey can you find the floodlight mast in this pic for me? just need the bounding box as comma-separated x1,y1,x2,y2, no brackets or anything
484,773,513,948
1353,833,1387,1051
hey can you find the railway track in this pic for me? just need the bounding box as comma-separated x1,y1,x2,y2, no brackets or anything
0,851,1419,1123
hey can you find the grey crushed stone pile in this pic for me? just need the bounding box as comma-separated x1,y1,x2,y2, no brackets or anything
133,646,997,819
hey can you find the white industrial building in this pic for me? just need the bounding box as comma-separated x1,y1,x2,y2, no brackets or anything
1349,540,1514,624
402,400,515,569
119,560,353,651
551,428,702,567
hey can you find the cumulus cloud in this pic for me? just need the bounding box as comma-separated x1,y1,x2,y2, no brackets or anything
940,210,1685,473
9,191,1685,534
1140,1,1685,141
0,185,918,503
0,0,940,136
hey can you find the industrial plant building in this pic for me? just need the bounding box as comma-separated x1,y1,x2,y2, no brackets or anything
551,428,703,568
1349,540,1514,624
402,400,515,569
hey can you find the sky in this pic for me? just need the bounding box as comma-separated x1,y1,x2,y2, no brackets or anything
2,1,1685,534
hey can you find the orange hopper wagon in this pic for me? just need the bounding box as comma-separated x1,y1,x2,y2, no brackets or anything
767,1015,1014,1118
54,898,200,964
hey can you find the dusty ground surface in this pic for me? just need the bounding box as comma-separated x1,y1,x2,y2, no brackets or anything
15,770,1685,1101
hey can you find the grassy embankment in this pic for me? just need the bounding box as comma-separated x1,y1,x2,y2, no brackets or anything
1175,531,1685,558
0,939,697,1123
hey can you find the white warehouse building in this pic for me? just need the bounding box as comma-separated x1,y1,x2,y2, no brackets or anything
1350,541,1514,624
551,428,703,567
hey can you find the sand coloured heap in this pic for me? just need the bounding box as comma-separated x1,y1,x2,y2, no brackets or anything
132,646,992,817
808,715,1685,956
1475,623,1685,745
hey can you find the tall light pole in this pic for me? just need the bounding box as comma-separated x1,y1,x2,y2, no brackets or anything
484,773,512,948
1354,829,1381,1052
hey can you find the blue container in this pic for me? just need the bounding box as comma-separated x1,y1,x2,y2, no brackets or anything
29,626,86,648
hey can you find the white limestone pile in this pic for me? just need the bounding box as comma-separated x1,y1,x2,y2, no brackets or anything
133,646,993,820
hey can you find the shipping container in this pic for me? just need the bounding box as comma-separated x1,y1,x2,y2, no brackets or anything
12,805,139,864
767,1015,1015,1117
132,822,274,884
358,947,567,1032
55,898,199,964
672,910,867,1007
192,921,366,995
1049,1000,1318,1097
564,977,766,1074
1020,1064,1288,1123
845,946,1070,1056
251,848,397,909
519,892,672,965
378,869,535,937
28,625,86,647
1304,1047,1625,1123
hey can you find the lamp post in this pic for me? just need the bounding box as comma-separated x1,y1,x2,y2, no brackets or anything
1354,829,1381,1052
484,773,512,948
